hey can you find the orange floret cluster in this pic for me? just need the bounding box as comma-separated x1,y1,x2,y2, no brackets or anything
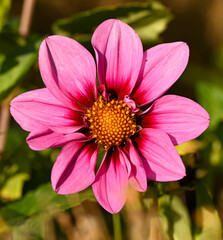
85,96,137,150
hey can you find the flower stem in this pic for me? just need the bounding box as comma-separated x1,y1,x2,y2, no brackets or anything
0,102,10,160
112,213,122,240
19,0,36,37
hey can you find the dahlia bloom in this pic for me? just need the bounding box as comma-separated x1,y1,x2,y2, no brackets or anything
10,19,209,214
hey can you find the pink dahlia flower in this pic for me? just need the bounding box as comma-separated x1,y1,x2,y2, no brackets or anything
10,19,210,214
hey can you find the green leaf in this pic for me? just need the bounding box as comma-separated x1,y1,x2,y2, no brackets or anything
194,180,222,240
0,0,11,32
0,173,29,200
158,194,193,240
0,126,33,201
52,1,172,46
0,182,95,232
171,196,193,240
196,80,223,129
0,35,39,101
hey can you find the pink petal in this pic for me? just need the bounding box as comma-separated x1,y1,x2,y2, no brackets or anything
10,106,43,132
125,140,147,192
39,35,97,112
92,19,143,99
51,141,98,194
134,128,186,181
131,42,189,106
27,127,88,151
141,95,210,145
10,88,84,134
93,149,128,214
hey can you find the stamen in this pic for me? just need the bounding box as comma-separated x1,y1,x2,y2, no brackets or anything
85,96,137,150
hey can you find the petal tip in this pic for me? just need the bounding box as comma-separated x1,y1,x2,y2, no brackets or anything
167,41,190,61
175,41,190,58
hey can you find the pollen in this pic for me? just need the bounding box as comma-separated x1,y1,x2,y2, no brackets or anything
85,96,137,150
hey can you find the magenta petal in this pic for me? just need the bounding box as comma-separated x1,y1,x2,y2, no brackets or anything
141,95,210,145
126,140,147,192
131,42,189,105
10,106,43,132
134,128,186,181
93,149,128,214
92,19,143,99
10,88,84,134
51,141,98,194
27,128,88,151
39,35,97,112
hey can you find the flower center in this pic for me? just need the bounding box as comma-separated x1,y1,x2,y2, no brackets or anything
85,96,137,150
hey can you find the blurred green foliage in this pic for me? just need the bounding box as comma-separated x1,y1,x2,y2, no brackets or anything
52,1,172,47
159,194,193,240
0,12,41,101
0,35,39,101
0,0,11,32
0,183,94,238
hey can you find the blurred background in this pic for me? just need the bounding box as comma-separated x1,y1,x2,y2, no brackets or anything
1,0,223,239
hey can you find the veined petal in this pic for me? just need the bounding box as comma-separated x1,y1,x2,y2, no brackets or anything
125,140,147,192
10,88,84,134
27,128,88,151
92,19,143,99
134,128,186,181
10,106,43,132
93,149,128,214
51,141,98,194
39,35,97,112
141,95,210,145
131,42,189,106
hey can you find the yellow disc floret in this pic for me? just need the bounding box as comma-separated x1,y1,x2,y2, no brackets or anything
85,96,137,150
